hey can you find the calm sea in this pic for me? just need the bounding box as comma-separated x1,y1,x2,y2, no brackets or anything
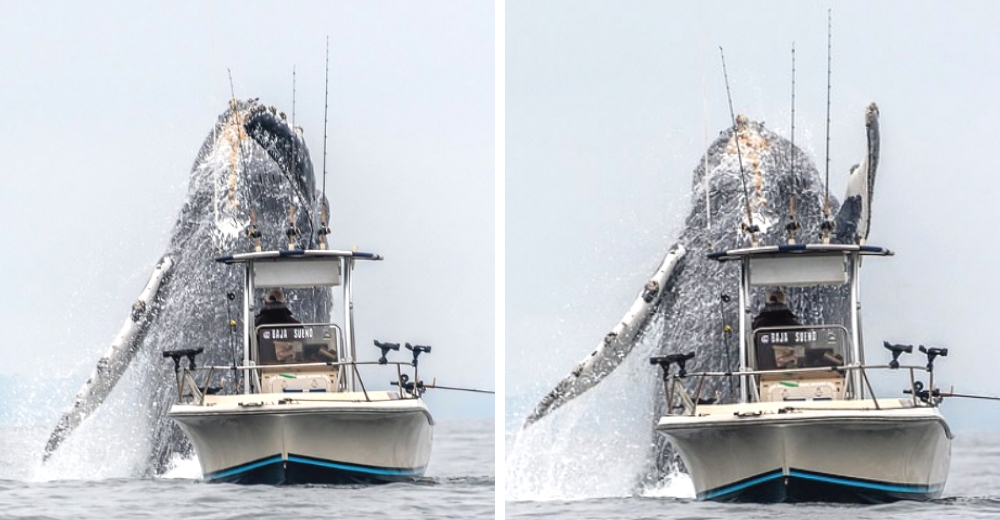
506,431,1000,519
0,419,494,519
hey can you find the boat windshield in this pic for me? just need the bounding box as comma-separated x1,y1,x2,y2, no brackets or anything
753,325,848,371
256,324,341,365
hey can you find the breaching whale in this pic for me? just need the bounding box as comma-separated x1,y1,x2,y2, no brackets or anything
518,104,881,487
43,99,333,474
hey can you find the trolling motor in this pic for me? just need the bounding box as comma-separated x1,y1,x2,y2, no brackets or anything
919,345,948,372
162,348,204,373
883,341,912,369
373,340,400,365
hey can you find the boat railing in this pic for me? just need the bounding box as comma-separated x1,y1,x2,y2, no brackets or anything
162,352,428,406
650,359,940,417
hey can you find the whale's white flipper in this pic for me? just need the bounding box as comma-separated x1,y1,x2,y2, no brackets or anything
524,243,686,427
836,103,880,244
43,256,174,461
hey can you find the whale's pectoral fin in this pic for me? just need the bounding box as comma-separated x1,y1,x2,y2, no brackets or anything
834,194,862,244
835,102,880,244
522,244,686,429
43,256,175,462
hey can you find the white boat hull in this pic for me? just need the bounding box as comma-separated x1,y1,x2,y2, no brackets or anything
169,391,433,484
656,402,951,503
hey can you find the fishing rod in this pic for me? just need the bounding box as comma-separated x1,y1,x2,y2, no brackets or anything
719,46,758,246
225,291,240,389
291,64,297,211
228,69,263,251
939,392,1000,402
904,388,1000,403
719,293,734,395
820,9,835,244
786,43,801,245
391,379,495,395
423,383,495,395
317,36,332,250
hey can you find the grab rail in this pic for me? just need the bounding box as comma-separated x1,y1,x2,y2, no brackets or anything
655,363,936,417
166,360,424,405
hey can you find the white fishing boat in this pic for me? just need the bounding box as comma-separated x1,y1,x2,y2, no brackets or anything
651,243,951,503
163,249,434,484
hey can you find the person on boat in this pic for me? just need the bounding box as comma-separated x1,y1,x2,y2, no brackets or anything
255,288,300,327
255,289,301,365
752,289,800,330
753,289,803,370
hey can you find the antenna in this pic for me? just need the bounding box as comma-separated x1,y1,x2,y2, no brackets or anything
719,47,758,246
786,43,801,245
821,9,835,243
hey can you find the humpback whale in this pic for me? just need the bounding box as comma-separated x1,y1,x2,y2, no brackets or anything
43,99,332,474
514,104,881,492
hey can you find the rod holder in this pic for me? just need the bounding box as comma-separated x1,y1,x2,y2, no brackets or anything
919,345,948,372
882,341,912,369
374,340,400,365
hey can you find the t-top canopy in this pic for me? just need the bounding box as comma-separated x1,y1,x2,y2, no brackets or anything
216,249,383,288
707,243,893,262
215,249,383,264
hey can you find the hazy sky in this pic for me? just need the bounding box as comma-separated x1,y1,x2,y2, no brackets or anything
0,1,494,418
507,0,1000,430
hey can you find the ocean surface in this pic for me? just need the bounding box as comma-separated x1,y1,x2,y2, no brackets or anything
506,430,1000,519
0,419,494,519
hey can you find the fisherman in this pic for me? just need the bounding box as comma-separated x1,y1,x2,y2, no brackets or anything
752,289,800,330
753,289,802,370
255,288,300,327
254,288,301,365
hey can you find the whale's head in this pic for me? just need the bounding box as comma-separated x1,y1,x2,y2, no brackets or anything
688,118,833,248
181,99,323,255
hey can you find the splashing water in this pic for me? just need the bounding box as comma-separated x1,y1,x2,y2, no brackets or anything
506,316,666,501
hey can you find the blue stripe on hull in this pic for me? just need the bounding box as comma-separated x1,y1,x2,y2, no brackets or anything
205,454,425,485
701,469,944,504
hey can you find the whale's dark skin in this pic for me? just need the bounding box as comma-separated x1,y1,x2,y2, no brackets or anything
45,99,333,474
